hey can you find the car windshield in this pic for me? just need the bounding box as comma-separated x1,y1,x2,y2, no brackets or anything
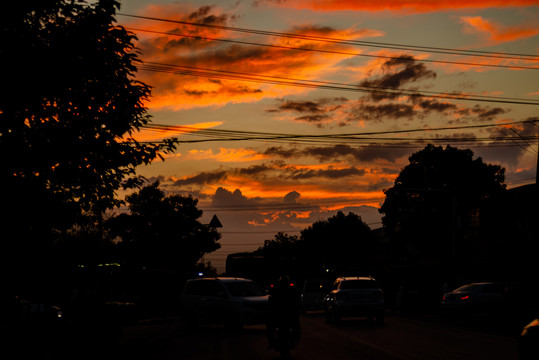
454,284,487,293
224,281,266,297
339,280,378,290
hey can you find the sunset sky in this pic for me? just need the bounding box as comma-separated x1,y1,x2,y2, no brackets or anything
116,0,538,271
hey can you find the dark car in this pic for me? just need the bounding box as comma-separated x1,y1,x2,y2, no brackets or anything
441,282,506,312
179,277,269,328
324,277,385,323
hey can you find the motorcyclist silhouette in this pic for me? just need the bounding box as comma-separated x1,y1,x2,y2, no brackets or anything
266,275,301,355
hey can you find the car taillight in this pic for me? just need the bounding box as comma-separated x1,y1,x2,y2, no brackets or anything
460,295,469,300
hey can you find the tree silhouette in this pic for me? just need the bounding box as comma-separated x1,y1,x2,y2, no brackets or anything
300,211,376,274
1,1,176,235
1,1,177,287
108,182,221,275
258,232,301,278
258,212,376,278
380,144,506,263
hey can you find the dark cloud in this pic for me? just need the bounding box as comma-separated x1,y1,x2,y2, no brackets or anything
411,95,459,113
184,84,261,97
187,6,231,25
302,144,358,161
353,102,416,120
379,167,400,175
359,55,436,102
173,171,227,185
283,191,301,204
292,24,338,36
238,164,274,175
262,144,413,163
472,105,507,120
473,144,524,171
362,55,437,89
344,145,414,162
295,114,330,125
184,89,211,97
279,100,325,113
263,147,298,158
227,85,263,94
159,6,235,51
271,97,348,113
286,166,365,180
456,105,507,121
212,187,254,206
365,178,394,192
267,97,349,126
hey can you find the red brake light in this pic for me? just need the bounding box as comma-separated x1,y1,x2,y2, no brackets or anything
460,295,469,300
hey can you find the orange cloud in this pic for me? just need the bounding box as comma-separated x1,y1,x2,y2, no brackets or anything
263,0,537,12
188,148,268,162
460,16,539,44
131,121,222,142
123,5,383,110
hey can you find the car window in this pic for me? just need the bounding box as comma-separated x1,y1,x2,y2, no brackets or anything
183,281,205,295
455,284,478,292
223,281,265,297
481,284,505,294
339,280,379,290
184,280,226,297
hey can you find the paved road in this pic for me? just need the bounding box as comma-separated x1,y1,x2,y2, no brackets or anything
10,312,518,360
106,313,518,360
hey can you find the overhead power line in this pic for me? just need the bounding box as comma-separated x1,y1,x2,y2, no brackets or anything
118,13,538,61
126,27,539,71
139,62,539,106
137,119,539,147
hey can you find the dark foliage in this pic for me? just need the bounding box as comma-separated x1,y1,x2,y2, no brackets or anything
108,182,221,275
256,211,377,279
379,144,506,263
0,0,176,294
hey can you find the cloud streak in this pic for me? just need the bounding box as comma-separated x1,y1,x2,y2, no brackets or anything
460,16,539,44
127,5,382,110
257,0,538,12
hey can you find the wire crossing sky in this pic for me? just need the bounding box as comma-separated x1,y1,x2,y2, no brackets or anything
117,0,538,271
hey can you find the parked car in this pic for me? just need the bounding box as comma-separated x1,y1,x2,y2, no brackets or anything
441,282,506,312
324,276,385,323
179,277,269,328
300,279,331,312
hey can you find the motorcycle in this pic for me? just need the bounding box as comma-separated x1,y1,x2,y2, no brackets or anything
273,324,300,356
267,276,301,356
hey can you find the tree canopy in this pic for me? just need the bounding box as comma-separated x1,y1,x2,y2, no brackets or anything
300,211,376,273
1,0,176,243
379,144,506,262
257,211,376,277
108,182,221,274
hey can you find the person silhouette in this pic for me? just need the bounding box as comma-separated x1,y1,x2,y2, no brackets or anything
266,275,301,352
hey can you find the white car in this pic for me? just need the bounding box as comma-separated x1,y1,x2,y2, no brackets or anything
180,277,269,328
324,277,385,323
